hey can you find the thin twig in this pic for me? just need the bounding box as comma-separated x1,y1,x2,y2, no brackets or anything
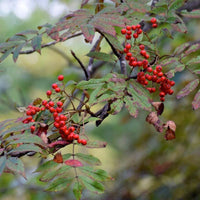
71,50,89,81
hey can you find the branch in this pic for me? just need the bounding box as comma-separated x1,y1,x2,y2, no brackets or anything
18,32,82,55
71,50,89,81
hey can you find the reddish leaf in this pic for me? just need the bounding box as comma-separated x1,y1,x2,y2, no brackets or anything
31,35,42,54
152,102,164,115
53,152,63,163
174,42,190,55
64,159,83,167
192,89,200,110
177,79,199,99
165,64,185,78
181,9,200,18
172,15,187,33
184,43,200,57
80,24,95,43
81,0,90,8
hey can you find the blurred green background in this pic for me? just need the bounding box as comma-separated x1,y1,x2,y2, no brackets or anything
0,0,200,199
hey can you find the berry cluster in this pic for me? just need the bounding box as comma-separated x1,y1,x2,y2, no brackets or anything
22,75,87,146
121,18,175,102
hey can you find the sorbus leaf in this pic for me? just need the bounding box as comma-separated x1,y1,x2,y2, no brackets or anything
8,144,42,155
165,64,185,78
0,156,6,176
73,181,84,200
86,140,107,148
177,79,199,99
35,160,59,172
6,157,26,179
64,159,83,167
46,177,73,192
181,9,200,18
87,51,117,63
110,99,124,115
75,153,101,166
80,166,111,182
13,43,25,62
40,165,71,182
0,48,13,63
79,175,104,193
31,35,42,54
192,89,200,110
184,43,200,57
169,0,185,11
124,96,138,118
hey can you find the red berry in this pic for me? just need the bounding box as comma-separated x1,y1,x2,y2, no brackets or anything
139,44,145,50
152,23,158,28
121,29,126,34
48,101,54,107
151,87,156,93
53,112,58,118
159,92,165,97
46,90,52,96
140,50,146,56
126,30,132,35
137,29,143,34
145,54,150,59
136,24,141,29
41,107,45,111
59,121,66,127
42,100,48,106
69,126,75,132
157,72,163,77
55,87,61,93
127,52,132,57
170,80,175,86
73,134,79,140
57,101,63,107
52,83,58,89
124,48,129,53
81,139,87,145
147,67,153,73
133,33,138,38
150,17,157,24
161,76,166,82
30,126,35,133
126,35,131,40
132,25,136,30
126,25,131,30
54,122,60,128
156,65,162,72
58,75,64,81
60,114,67,121
56,107,63,113
160,97,165,102
49,107,55,113
153,70,157,75
168,89,174,95
125,43,131,50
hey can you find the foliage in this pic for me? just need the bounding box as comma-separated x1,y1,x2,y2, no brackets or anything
0,0,200,199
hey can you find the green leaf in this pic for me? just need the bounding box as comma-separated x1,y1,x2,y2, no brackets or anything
181,9,200,18
7,133,46,147
86,140,107,148
75,153,101,166
13,43,25,62
79,175,104,193
151,6,167,14
192,89,200,110
89,86,103,105
6,157,26,179
80,166,110,181
184,43,200,57
80,24,95,43
77,79,105,89
35,160,59,172
172,15,187,33
8,144,42,155
104,33,123,51
110,99,124,115
162,28,173,39
124,96,138,117
31,35,42,54
97,93,116,103
46,177,73,192
0,122,35,137
0,48,13,63
165,64,185,78
174,42,190,55
186,56,200,66
169,0,185,11
0,156,6,176
40,165,71,182
16,29,38,36
87,51,117,63
177,79,199,99
7,35,27,42
73,181,84,200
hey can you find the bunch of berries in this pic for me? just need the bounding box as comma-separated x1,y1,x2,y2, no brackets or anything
121,18,175,102
22,75,87,146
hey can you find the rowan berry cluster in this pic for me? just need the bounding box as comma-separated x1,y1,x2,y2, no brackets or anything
22,75,87,146
121,18,175,102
